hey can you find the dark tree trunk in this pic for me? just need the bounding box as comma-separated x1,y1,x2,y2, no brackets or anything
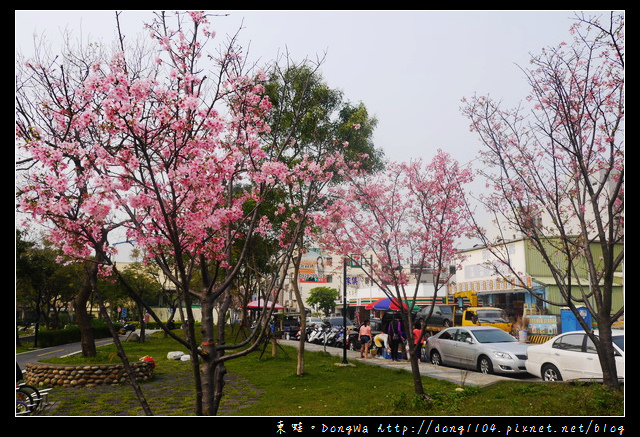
75,263,97,357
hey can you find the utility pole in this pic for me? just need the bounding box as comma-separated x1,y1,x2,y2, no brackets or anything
342,257,348,364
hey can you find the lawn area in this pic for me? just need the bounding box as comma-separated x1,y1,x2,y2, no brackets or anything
28,331,624,417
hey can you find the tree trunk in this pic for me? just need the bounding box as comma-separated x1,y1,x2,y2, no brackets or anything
138,305,146,342
296,320,306,375
291,248,306,375
94,288,154,415
75,263,97,357
594,318,621,390
402,311,426,397
199,297,221,415
408,353,425,396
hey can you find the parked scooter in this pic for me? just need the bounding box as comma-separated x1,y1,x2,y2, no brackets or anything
309,324,327,344
324,327,338,346
303,325,314,342
306,325,318,343
333,326,346,349
118,322,135,335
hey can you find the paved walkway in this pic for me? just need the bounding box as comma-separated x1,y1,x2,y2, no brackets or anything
279,339,535,387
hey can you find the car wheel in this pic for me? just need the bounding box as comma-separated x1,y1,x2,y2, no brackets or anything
443,319,451,327
430,350,442,366
478,356,494,374
541,364,563,382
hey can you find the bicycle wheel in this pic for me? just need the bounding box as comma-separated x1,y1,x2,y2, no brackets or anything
17,383,41,408
16,399,31,415
18,383,42,407
16,389,33,415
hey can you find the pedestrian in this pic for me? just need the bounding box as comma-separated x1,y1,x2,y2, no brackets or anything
359,319,372,358
387,316,403,361
373,332,389,357
412,322,423,361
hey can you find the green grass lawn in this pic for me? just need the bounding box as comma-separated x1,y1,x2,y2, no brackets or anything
25,332,624,417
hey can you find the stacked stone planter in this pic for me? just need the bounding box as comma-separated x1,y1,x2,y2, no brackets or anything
25,361,154,388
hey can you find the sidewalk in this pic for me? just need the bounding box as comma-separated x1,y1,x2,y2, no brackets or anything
279,339,522,387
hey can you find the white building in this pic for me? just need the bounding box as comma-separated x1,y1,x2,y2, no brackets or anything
281,248,453,320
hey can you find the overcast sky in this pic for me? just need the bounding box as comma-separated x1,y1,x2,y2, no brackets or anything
15,10,599,250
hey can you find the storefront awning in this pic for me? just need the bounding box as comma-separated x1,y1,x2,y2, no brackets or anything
532,276,623,287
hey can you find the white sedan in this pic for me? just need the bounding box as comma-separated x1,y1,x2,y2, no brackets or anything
525,330,624,381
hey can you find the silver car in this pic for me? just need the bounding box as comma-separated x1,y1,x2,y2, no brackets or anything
426,326,530,374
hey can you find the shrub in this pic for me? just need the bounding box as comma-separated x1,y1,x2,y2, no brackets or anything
37,320,112,347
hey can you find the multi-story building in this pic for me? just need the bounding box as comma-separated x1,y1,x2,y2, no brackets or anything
452,238,624,322
280,248,452,323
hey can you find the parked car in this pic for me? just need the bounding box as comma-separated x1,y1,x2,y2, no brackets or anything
525,330,624,382
416,305,453,327
426,326,530,374
324,317,356,332
306,317,325,328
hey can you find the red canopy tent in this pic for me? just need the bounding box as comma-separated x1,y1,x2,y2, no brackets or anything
364,297,411,311
246,299,284,310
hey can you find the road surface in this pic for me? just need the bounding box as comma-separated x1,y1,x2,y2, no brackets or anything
16,337,115,370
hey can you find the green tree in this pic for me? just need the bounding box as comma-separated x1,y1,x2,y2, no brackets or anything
264,62,384,173
16,232,82,334
306,286,339,317
261,60,384,375
100,262,164,341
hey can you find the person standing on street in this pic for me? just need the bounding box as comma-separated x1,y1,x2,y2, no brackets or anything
387,316,403,361
359,319,372,358
412,322,423,362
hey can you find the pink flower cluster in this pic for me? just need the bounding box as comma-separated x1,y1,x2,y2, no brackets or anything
314,150,473,293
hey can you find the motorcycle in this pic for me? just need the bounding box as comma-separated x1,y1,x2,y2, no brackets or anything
312,324,332,345
333,326,346,348
308,325,324,344
324,327,337,347
326,326,344,347
118,322,136,335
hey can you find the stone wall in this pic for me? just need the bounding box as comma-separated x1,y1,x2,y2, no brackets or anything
25,361,154,388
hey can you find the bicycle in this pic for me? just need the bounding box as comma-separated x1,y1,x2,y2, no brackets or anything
16,364,50,415
16,385,35,415
17,383,43,411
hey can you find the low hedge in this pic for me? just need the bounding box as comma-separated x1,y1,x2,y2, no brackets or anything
34,320,184,347
36,321,112,347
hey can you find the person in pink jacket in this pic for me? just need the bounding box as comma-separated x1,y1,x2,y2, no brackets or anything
359,320,372,358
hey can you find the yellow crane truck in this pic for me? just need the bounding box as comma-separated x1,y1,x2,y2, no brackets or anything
451,291,513,333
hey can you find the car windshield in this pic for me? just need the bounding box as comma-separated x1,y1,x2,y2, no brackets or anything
327,318,353,327
472,329,517,343
476,309,508,323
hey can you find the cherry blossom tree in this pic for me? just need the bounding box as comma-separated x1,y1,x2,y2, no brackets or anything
314,150,473,397
461,12,623,389
16,11,362,415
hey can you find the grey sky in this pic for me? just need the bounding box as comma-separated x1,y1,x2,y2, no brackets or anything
15,10,582,162
15,10,592,250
